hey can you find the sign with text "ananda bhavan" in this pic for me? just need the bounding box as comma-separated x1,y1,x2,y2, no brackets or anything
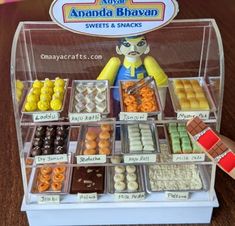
50,0,179,37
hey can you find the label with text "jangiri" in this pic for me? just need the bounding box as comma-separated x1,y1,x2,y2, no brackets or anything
50,0,179,37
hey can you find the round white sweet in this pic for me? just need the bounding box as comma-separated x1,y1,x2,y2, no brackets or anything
115,166,125,174
110,156,122,164
114,181,126,191
127,181,138,191
126,173,137,182
114,173,125,182
126,165,136,173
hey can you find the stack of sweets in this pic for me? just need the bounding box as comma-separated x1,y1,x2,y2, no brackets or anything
148,164,203,191
121,81,159,112
128,124,155,153
114,165,139,192
30,125,69,157
16,80,24,102
83,124,112,155
74,82,107,113
173,79,209,110
168,123,202,154
24,77,66,112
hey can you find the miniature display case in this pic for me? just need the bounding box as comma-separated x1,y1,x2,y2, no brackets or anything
11,19,224,225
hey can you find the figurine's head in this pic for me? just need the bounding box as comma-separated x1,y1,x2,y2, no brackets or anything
116,35,150,58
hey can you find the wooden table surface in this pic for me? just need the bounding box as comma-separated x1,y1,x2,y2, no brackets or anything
0,0,234,226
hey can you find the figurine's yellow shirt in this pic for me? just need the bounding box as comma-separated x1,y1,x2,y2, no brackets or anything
123,58,142,77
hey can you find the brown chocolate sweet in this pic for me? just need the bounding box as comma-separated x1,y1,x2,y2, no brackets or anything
70,167,105,194
208,141,228,158
186,117,207,136
54,146,65,154
33,138,43,147
31,146,41,157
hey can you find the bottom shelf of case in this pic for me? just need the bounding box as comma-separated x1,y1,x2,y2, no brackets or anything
22,190,219,226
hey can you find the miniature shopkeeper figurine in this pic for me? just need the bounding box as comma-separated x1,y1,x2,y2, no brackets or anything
97,35,168,101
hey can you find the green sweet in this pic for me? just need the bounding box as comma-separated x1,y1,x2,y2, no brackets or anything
181,137,190,144
182,144,192,153
169,123,177,127
172,144,181,154
179,131,188,138
169,126,177,133
193,143,202,153
178,123,186,127
170,132,180,139
172,138,180,145
177,126,186,132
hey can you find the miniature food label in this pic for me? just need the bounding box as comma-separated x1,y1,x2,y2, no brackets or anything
69,113,101,123
50,0,179,38
76,155,106,164
33,112,59,122
172,153,205,162
177,111,209,120
124,154,156,163
77,193,98,202
38,195,60,204
115,192,145,201
119,112,148,121
35,154,68,164
165,191,189,200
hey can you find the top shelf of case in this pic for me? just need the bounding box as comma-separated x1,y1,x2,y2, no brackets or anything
11,19,224,129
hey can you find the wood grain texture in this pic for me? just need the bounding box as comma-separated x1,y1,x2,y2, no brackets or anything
0,0,234,225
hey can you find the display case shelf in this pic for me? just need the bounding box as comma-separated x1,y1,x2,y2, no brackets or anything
11,19,224,225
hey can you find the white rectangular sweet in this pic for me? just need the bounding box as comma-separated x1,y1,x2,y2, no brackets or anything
139,124,150,129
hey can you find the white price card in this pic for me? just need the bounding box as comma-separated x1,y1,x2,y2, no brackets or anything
115,192,145,201
165,191,189,201
177,111,209,120
35,154,68,164
76,155,106,164
124,154,156,163
38,195,60,204
69,113,101,123
77,193,97,202
172,153,205,162
119,112,148,121
33,112,59,122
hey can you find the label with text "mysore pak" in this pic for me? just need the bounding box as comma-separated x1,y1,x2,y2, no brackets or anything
50,0,179,37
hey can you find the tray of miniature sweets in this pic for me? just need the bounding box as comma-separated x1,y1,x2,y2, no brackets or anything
22,78,69,115
68,80,110,117
144,164,208,193
70,165,107,195
76,119,116,158
119,79,162,116
164,122,205,160
168,77,216,112
120,120,160,155
108,165,145,194
29,164,72,195
27,125,71,158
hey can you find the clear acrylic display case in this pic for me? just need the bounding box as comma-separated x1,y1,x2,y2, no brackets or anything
11,19,223,225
